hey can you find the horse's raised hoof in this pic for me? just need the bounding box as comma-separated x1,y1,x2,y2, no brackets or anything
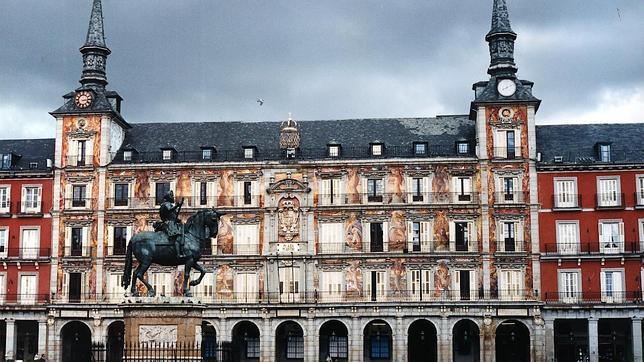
184,290,192,298
147,290,156,297
189,280,200,286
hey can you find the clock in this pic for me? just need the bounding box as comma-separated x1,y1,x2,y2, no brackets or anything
497,79,516,97
75,90,93,108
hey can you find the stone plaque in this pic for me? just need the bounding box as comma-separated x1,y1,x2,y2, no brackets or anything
139,325,177,344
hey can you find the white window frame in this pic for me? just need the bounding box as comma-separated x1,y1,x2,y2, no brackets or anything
409,269,432,301
123,150,132,161
321,271,343,302
498,269,523,301
235,272,258,303
554,177,578,208
0,227,8,257
202,148,212,160
21,185,42,213
234,180,258,207
636,175,644,206
494,128,521,158
558,269,581,303
107,273,124,302
328,145,340,157
452,176,473,203
162,149,173,160
20,226,40,259
234,224,259,255
18,273,38,305
449,220,477,252
319,178,342,206
151,272,173,297
0,273,6,304
318,223,344,254
279,266,300,303
364,178,384,203
596,176,621,207
192,272,214,303
243,147,255,159
497,176,520,203
598,220,624,254
407,220,431,252
371,144,383,156
452,269,477,301
193,179,217,207
556,221,580,255
498,220,523,252
639,219,644,252
0,185,10,213
600,268,624,303
365,270,387,302
406,176,430,204
112,182,131,208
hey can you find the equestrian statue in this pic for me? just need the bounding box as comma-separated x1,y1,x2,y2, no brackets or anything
122,190,221,297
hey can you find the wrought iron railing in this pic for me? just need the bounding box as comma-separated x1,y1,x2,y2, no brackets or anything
544,291,643,304
543,242,639,256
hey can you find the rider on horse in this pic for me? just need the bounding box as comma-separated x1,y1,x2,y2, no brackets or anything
158,190,185,258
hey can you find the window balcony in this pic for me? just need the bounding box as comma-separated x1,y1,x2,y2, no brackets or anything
450,240,478,253
18,201,42,215
0,199,11,216
64,197,93,210
595,193,624,209
495,240,525,253
545,291,642,305
552,194,581,210
494,191,525,205
635,192,644,209
63,245,92,258
316,192,479,206
0,293,50,306
0,247,51,260
543,242,638,256
65,155,93,168
493,147,522,160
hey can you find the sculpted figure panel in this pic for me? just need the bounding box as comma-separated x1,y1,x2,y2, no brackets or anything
217,171,234,207
433,211,449,251
346,261,363,299
386,167,405,203
434,260,451,297
345,213,363,251
388,211,406,251
216,264,233,299
217,215,234,254
390,259,406,297
346,169,361,204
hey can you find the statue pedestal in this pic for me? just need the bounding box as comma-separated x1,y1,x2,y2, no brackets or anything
121,297,205,359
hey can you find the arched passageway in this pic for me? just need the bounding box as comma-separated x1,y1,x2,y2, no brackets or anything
202,321,217,362
319,320,348,362
275,321,304,362
408,319,437,362
495,320,530,362
107,321,124,362
61,321,92,362
232,321,260,362
453,319,480,362
364,320,392,362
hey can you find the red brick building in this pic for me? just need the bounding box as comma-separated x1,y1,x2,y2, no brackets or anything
536,124,644,362
0,139,54,361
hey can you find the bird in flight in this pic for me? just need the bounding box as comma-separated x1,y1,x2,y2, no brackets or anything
256,98,264,106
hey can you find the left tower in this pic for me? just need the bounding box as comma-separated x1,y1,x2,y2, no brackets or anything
49,0,129,357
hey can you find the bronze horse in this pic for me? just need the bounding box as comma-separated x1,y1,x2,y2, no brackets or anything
122,209,221,297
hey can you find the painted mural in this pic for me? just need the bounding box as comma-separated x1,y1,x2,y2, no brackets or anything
385,167,405,203
390,259,407,297
346,261,363,298
217,170,234,206
346,168,361,204
434,260,450,297
345,213,363,251
433,210,449,251
388,211,407,251
278,196,300,242
217,215,234,254
433,165,450,202
216,264,233,299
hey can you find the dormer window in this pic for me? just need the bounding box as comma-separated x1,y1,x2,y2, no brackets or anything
29,162,38,169
370,142,384,156
597,143,611,162
457,141,469,155
123,151,132,161
201,147,214,160
327,143,340,158
243,147,256,159
1,154,11,169
162,150,172,161
413,142,428,156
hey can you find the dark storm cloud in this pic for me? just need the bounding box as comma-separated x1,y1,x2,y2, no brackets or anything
0,0,642,139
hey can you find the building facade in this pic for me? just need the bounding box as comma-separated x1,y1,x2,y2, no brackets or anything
536,124,644,362
0,139,54,361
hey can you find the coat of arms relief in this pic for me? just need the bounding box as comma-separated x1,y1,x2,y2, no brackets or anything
278,196,300,242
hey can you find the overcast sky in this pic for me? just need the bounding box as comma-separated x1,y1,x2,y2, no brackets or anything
0,0,642,139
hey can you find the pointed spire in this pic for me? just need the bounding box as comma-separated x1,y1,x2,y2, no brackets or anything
485,0,518,78
79,0,111,89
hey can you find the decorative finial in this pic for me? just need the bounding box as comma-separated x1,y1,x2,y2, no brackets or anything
280,113,300,150
485,0,518,78
79,0,111,89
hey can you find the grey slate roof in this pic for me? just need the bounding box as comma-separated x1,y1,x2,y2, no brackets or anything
536,123,644,166
116,116,475,163
0,138,55,172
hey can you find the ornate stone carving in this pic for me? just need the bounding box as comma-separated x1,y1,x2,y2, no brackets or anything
278,196,300,242
139,325,177,344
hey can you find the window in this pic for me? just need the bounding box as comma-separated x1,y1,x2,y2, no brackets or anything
597,177,620,207
407,221,430,252
319,178,341,206
369,223,384,252
501,177,518,202
20,228,39,259
29,162,38,169
598,144,611,162
202,148,212,160
76,140,87,166
1,154,11,169
501,221,517,252
243,147,255,159
318,223,344,253
234,224,258,255
113,227,128,255
366,270,387,302
155,182,171,205
328,334,348,359
327,145,340,157
279,267,300,302
599,221,624,254
22,186,41,212
367,179,384,202
71,227,84,256
409,269,432,301
370,334,390,359
453,177,472,202
151,272,172,296
410,177,427,202
286,334,304,359
162,149,173,161
637,176,644,206
601,270,624,303
371,143,383,156
243,181,252,205
72,185,86,207
108,273,123,302
114,183,129,207
457,142,469,155
0,186,9,212
68,272,82,303
498,269,522,300
453,270,476,300
0,228,7,255
556,222,579,254
0,274,5,303
321,271,343,302
453,222,474,252
123,151,132,161
554,179,578,208
495,130,520,159
235,273,257,303
199,182,208,205
19,275,37,305
559,271,580,303
245,337,260,358
414,142,427,156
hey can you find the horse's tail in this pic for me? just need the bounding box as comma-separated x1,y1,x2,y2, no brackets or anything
122,238,134,289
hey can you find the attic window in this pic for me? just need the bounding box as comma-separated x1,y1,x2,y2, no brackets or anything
413,142,427,156
1,154,11,169
123,151,132,161
370,143,384,156
162,149,173,161
202,148,213,160
327,144,340,157
598,143,611,162
457,142,469,155
243,147,255,159
29,162,38,169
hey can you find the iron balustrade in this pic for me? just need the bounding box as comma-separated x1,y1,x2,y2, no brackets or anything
62,245,93,257
112,144,475,164
317,240,435,254
495,240,525,253
494,191,525,204
318,192,479,206
492,147,522,160
64,155,93,167
544,291,643,304
106,195,261,209
64,197,94,209
0,293,50,305
543,242,639,256
595,193,624,209
0,247,51,259
18,201,42,214
552,194,582,209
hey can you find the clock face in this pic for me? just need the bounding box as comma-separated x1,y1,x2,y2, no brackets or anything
497,79,517,97
75,90,93,108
